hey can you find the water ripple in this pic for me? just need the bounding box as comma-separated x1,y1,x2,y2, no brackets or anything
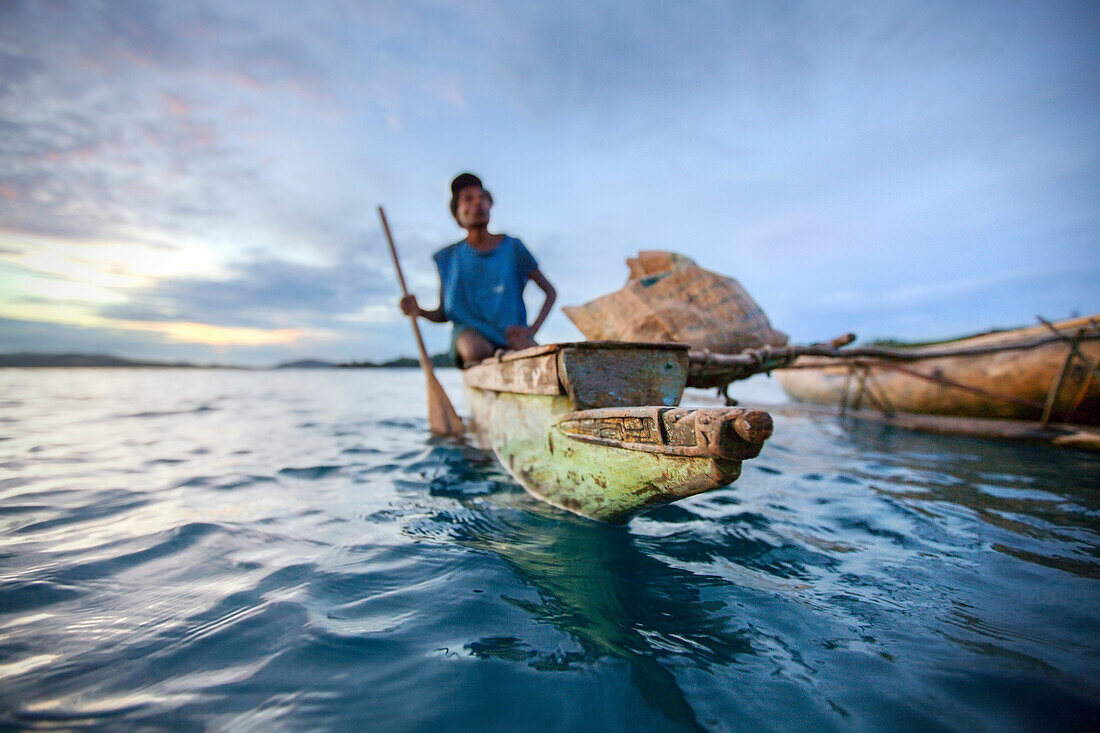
1,370,1098,730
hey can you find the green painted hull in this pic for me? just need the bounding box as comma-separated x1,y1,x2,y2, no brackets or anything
466,388,741,522
462,342,772,522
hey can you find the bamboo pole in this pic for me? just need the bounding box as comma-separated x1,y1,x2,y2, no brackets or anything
1040,328,1085,427
689,329,1100,373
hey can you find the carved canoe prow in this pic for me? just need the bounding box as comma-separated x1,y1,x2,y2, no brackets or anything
556,406,772,461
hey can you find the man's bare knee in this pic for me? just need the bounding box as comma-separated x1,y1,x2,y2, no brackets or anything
456,331,495,367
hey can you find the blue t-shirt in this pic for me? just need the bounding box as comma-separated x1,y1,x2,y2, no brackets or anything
433,235,537,348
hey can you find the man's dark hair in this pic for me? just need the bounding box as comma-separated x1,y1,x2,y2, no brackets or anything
449,172,492,220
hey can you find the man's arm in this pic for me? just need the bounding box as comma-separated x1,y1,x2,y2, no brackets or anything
505,268,556,349
399,286,447,323
527,268,556,335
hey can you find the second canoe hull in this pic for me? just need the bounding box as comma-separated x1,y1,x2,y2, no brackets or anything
775,316,1100,425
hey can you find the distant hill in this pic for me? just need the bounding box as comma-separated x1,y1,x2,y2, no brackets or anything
275,359,337,369
339,353,453,368
0,352,455,369
0,353,202,368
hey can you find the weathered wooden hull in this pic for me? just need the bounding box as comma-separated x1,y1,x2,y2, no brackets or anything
775,315,1100,425
462,342,772,523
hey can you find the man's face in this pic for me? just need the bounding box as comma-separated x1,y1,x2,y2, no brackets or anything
455,186,492,228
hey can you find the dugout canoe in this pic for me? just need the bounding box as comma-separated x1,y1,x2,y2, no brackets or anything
462,341,773,523
774,315,1100,426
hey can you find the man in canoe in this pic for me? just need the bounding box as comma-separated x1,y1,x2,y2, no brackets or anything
400,172,557,367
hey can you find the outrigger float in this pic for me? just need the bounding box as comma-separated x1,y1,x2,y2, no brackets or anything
770,315,1100,450
772,315,1100,425
461,341,773,523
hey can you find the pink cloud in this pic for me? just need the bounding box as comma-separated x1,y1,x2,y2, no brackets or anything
228,71,264,91
165,93,190,116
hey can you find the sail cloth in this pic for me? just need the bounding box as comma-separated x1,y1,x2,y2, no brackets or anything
563,251,788,354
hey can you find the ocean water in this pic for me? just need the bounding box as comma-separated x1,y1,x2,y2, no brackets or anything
1,367,1098,732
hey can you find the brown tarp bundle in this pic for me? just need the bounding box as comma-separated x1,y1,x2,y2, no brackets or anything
563,251,788,354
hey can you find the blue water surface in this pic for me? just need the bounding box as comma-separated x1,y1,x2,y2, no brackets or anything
1,368,1098,731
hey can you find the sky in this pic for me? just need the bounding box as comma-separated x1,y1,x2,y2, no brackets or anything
1,0,1097,366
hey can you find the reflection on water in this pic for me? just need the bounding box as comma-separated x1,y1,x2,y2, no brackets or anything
416,468,752,731
409,417,1100,729
1,369,1098,730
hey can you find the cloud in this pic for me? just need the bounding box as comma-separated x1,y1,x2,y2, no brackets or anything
772,262,1100,343
0,49,43,96
1,0,1097,365
0,0,337,246
490,1,821,114
97,245,395,331
0,311,428,367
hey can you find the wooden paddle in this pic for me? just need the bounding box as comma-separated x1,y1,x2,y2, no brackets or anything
378,206,465,436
